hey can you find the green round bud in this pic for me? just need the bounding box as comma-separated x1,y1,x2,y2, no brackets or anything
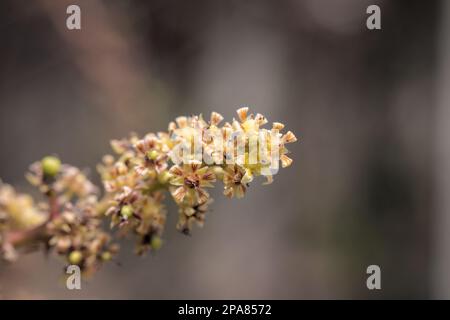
157,171,172,184
101,251,112,261
41,156,61,177
120,205,133,219
147,150,159,160
151,236,163,251
68,250,83,265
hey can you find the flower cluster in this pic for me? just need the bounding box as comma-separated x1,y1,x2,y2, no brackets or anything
26,156,117,275
46,201,118,276
27,157,97,202
0,181,46,261
101,107,297,243
0,182,46,231
0,108,296,277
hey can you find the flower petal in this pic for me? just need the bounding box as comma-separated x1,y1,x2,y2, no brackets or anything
280,154,293,168
282,131,297,144
172,186,186,203
237,107,249,122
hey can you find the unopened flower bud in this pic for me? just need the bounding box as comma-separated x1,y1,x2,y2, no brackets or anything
147,150,159,160
120,205,133,219
115,162,128,175
41,156,61,177
151,236,163,251
68,250,83,265
101,251,112,261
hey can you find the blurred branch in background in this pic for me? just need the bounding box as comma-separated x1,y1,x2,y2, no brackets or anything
38,0,170,130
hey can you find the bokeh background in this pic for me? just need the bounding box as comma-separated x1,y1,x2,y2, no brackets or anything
0,0,448,299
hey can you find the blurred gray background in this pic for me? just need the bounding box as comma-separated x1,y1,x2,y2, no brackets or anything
0,0,447,299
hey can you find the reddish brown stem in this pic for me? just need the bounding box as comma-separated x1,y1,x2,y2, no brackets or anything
5,222,48,246
48,192,59,220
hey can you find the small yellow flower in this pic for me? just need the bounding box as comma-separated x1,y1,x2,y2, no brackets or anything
223,165,248,198
169,163,216,205
134,134,169,176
